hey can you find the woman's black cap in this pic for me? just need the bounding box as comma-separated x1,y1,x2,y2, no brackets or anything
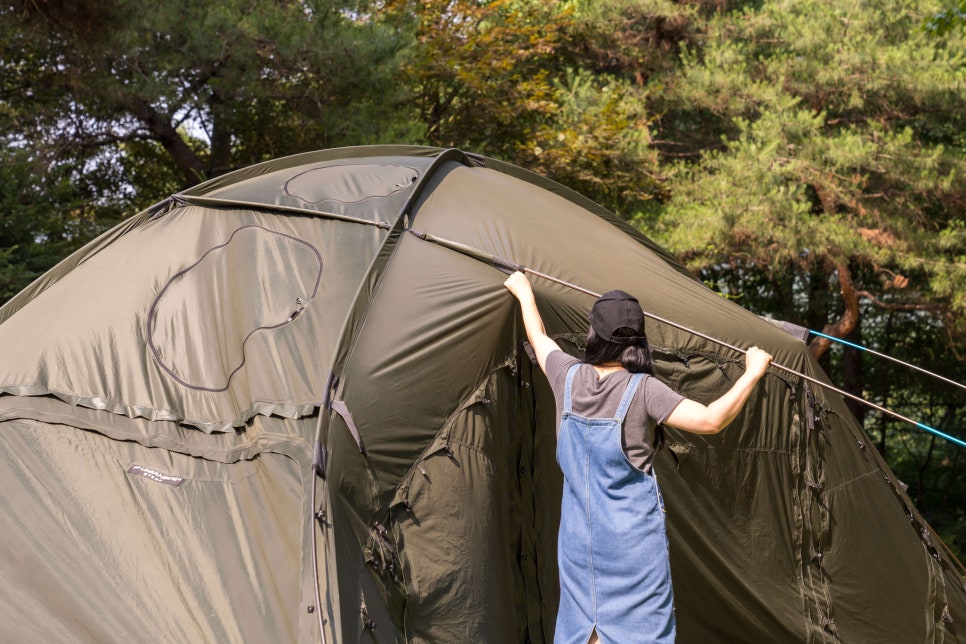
589,290,645,344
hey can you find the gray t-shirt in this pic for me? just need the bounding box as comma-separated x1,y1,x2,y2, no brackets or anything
546,350,685,473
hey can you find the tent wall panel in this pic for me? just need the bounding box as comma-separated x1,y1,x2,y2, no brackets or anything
0,418,303,643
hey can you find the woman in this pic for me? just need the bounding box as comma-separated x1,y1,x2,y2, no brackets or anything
504,271,773,644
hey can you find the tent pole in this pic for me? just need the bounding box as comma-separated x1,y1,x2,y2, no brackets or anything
409,234,966,447
521,266,966,449
809,329,966,394
408,232,966,450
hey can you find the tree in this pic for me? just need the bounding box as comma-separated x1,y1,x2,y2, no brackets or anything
1,0,419,295
387,0,667,216
635,0,966,557
647,0,966,356
385,0,565,153
0,146,125,300
2,0,415,192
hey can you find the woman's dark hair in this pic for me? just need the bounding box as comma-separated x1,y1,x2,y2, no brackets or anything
582,326,655,375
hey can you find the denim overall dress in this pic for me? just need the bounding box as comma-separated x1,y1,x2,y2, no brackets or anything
555,364,676,644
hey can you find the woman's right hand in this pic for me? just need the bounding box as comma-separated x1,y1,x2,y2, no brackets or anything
744,346,773,379
666,346,774,434
503,271,558,373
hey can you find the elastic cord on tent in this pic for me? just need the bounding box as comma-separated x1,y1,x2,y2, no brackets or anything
809,329,966,394
414,232,966,449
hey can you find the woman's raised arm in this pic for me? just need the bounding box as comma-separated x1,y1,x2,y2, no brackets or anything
504,271,561,374
665,347,773,434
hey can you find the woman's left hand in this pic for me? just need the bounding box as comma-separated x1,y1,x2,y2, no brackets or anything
744,346,773,379
504,271,533,301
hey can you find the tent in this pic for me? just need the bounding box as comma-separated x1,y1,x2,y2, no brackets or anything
1,145,963,642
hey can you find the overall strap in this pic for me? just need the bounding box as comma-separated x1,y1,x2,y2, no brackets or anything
615,373,645,423
563,363,581,414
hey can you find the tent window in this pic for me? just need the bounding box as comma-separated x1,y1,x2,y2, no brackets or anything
146,225,323,392
284,164,418,205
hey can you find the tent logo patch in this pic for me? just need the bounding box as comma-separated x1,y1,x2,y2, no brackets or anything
127,464,185,487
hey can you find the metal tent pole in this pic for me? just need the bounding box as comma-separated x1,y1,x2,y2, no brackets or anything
519,268,966,448
408,231,965,451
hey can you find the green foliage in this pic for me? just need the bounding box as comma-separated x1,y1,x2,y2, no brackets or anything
387,0,567,150
0,148,125,300
0,0,419,297
652,0,966,337
2,0,414,191
518,68,661,217
924,0,966,36
559,0,699,85
381,0,669,212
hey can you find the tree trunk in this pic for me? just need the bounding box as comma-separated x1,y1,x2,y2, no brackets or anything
842,324,866,426
129,99,207,188
209,94,233,178
804,263,831,373
808,262,860,361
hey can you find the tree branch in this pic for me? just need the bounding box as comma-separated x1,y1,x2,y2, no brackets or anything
807,263,948,359
64,130,151,150
856,290,945,313
127,98,206,188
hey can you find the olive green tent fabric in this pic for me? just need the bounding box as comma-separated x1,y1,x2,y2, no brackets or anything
1,145,964,643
